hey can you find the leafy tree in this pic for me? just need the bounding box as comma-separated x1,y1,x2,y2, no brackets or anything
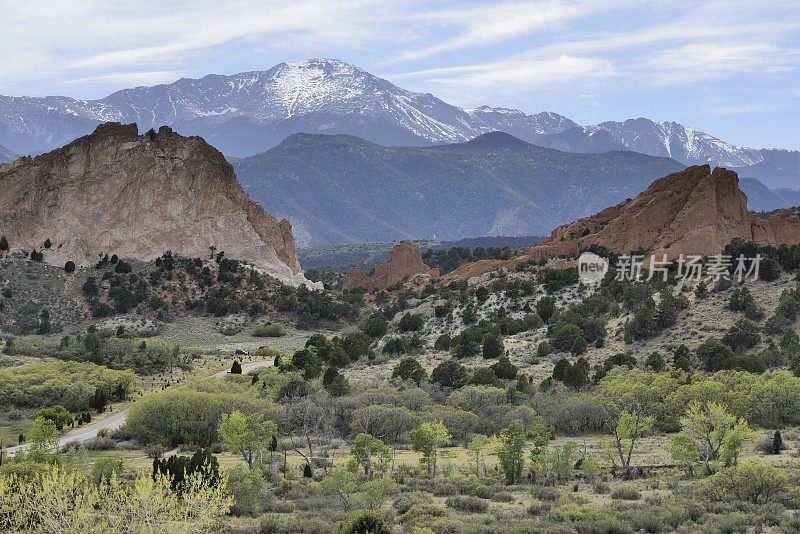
536,340,551,358
668,432,700,476
341,331,371,361
219,411,278,470
470,367,499,386
759,257,782,281
35,406,72,431
673,344,692,371
679,401,753,475
409,422,451,477
333,510,392,534
327,373,351,397
467,434,492,477
28,416,58,452
603,411,653,478
350,433,392,479
551,323,587,354
430,359,469,389
392,357,427,384
696,339,735,372
496,420,526,484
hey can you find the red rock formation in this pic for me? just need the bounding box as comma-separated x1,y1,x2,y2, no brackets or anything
441,165,800,283
0,122,315,286
344,240,439,292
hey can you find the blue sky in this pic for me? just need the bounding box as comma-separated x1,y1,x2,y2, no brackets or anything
1,0,798,150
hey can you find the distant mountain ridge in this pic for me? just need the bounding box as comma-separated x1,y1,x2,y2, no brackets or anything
234,131,687,246
1,58,796,189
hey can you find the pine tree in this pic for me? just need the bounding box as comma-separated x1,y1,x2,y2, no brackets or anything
303,463,313,478
0,236,9,251
230,360,242,374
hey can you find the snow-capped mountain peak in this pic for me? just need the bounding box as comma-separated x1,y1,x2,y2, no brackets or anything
0,58,791,187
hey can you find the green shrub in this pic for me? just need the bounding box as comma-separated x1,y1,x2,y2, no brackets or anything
445,495,489,513
253,323,286,337
611,487,640,501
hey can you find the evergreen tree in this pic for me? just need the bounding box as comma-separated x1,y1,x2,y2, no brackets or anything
230,360,242,374
773,430,783,455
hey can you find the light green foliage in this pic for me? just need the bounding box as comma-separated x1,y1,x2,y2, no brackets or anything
359,476,396,511
0,361,136,411
226,465,268,516
409,422,451,477
603,411,653,475
467,434,493,477
531,440,577,484
350,433,392,479
679,401,753,474
668,432,701,476
497,420,526,484
698,459,789,504
126,387,279,447
0,463,232,533
318,467,357,510
219,410,278,469
27,416,58,452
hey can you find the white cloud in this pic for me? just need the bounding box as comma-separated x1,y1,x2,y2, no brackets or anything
642,42,800,84
390,1,600,63
63,71,191,87
393,54,614,102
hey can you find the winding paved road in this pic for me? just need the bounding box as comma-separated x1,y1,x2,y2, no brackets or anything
4,359,273,458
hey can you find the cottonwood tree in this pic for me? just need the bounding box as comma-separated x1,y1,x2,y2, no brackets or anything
27,416,58,453
679,401,754,475
467,434,492,478
496,420,526,484
350,433,392,480
409,421,451,477
603,410,653,478
219,410,277,470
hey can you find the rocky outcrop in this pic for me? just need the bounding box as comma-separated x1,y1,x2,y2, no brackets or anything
0,122,315,287
530,165,800,259
344,241,439,292
441,165,800,283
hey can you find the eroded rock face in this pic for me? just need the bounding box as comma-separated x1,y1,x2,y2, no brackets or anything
531,165,800,259
441,165,800,283
0,122,315,287
344,240,439,292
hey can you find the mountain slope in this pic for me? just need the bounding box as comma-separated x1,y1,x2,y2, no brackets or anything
234,132,685,246
0,144,15,163
0,122,312,286
1,58,795,189
0,59,575,157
